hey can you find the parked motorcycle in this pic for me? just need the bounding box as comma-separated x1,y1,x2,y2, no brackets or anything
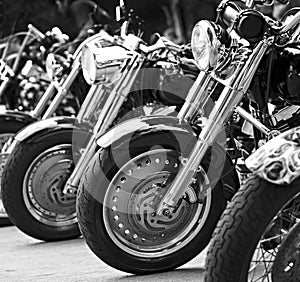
0,24,69,110
0,31,114,227
76,0,300,274
205,125,300,281
1,3,198,241
0,1,116,227
0,29,115,227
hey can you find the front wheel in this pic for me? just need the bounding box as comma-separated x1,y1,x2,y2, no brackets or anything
77,134,235,274
0,119,33,226
1,129,81,240
205,175,300,282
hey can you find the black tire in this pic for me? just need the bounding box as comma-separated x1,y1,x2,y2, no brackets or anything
0,119,33,227
205,175,300,282
0,218,12,226
77,134,236,274
1,129,81,241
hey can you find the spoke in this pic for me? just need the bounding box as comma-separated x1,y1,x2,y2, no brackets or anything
249,194,300,281
249,245,276,281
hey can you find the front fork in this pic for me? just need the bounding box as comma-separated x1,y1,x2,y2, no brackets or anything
157,39,271,215
63,55,144,194
41,54,82,119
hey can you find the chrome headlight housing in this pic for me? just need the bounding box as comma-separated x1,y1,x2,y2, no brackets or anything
81,40,131,85
191,20,220,71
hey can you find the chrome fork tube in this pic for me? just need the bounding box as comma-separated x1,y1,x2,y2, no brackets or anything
64,55,144,192
64,136,98,194
157,40,272,214
12,29,33,73
92,56,143,134
178,71,211,119
76,84,103,123
42,54,82,119
31,81,57,118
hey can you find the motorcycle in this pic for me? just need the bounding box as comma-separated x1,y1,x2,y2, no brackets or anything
205,126,300,281
76,0,300,274
0,31,109,227
0,24,69,110
0,2,116,227
1,3,198,241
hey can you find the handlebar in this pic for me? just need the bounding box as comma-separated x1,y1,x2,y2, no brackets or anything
139,36,183,54
28,24,45,40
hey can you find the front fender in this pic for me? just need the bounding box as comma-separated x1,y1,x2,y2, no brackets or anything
0,109,38,125
245,126,300,185
11,116,78,147
96,115,197,154
97,115,239,197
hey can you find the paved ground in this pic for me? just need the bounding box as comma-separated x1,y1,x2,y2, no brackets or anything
0,226,207,282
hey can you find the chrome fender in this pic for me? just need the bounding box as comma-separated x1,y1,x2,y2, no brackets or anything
245,126,300,185
0,110,38,166
96,115,237,184
96,115,196,153
7,116,80,154
0,109,38,125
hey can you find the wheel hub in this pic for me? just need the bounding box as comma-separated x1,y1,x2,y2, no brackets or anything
23,144,77,226
126,174,192,244
103,149,212,257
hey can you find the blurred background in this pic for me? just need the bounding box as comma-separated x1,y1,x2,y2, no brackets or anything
0,0,299,42
0,0,219,42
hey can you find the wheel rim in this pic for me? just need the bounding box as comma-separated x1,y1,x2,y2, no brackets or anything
23,144,77,227
272,220,300,281
103,149,212,258
248,193,300,281
0,133,16,218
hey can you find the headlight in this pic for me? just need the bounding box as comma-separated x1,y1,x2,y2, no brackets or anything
81,41,131,85
191,20,219,71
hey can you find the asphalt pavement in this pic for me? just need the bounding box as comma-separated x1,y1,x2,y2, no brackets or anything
0,226,207,282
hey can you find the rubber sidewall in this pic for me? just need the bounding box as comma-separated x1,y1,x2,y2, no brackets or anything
77,133,230,274
205,175,300,282
1,129,81,241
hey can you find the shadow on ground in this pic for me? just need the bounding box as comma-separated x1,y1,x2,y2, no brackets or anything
106,267,205,282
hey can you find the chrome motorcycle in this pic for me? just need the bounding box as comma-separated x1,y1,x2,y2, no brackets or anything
0,31,110,227
0,4,116,226
76,0,300,274
205,126,300,281
0,24,69,110
1,5,198,241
